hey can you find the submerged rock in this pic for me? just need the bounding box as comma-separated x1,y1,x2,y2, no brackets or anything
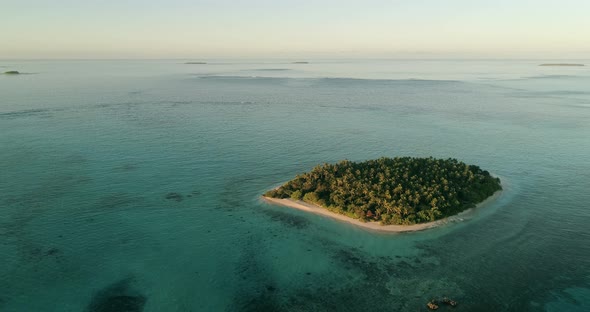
86,277,146,312
45,247,60,256
165,192,184,202
427,301,439,310
441,297,458,307
88,295,145,312
90,295,145,312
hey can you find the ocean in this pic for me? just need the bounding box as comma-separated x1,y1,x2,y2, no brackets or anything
1,59,589,311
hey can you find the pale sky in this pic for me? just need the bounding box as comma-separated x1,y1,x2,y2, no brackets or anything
1,0,589,59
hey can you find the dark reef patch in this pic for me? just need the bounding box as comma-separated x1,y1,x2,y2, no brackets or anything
45,247,60,256
114,164,138,171
1,172,91,264
262,209,310,229
0,108,54,119
217,196,242,211
235,292,285,312
229,198,590,312
185,190,201,198
86,277,146,312
165,192,184,202
216,175,260,211
228,230,453,311
411,218,590,311
96,193,142,209
17,245,65,264
229,230,286,312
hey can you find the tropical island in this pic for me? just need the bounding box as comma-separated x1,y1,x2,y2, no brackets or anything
4,71,20,75
263,157,502,232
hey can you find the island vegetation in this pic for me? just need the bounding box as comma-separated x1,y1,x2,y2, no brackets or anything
264,157,501,225
4,71,20,74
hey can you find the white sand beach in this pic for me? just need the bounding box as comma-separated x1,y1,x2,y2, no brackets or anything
262,190,502,233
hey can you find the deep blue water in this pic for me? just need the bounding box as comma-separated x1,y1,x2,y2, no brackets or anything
1,60,589,311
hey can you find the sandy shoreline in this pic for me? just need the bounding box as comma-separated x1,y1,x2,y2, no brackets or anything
262,190,502,233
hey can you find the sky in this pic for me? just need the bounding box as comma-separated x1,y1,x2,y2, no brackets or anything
1,0,589,59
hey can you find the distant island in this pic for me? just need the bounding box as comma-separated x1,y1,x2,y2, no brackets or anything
292,61,309,64
185,62,207,64
539,63,584,66
263,157,501,232
4,71,20,75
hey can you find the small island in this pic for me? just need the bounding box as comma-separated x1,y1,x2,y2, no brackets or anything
4,71,20,75
263,157,501,232
539,63,584,67
185,62,207,65
292,61,309,64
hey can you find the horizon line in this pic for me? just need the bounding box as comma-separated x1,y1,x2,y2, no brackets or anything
2,57,589,61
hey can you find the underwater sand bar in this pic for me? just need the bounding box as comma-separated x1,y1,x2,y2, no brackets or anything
262,190,502,233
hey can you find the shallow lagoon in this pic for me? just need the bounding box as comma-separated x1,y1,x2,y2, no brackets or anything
1,60,589,311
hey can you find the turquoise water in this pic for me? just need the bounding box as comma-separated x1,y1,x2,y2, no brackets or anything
1,60,589,311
